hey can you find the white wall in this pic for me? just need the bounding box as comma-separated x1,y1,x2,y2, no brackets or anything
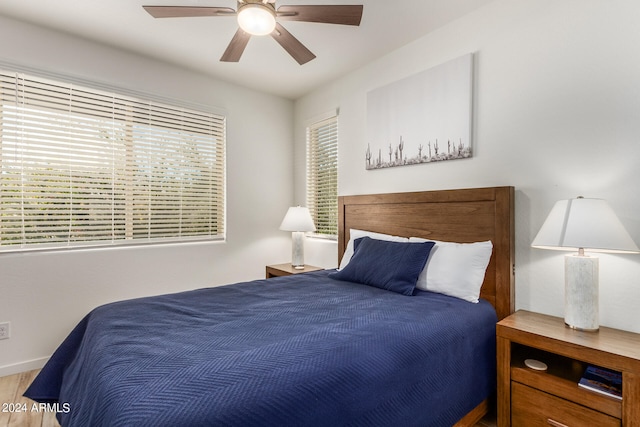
0,16,294,376
295,0,640,332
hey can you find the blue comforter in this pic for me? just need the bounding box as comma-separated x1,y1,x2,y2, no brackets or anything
25,270,497,426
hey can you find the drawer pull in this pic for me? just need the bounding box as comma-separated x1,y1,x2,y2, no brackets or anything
547,419,569,427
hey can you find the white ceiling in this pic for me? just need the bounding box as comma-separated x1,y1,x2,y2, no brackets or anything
0,0,494,99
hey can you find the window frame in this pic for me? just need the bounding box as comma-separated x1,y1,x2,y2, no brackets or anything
0,69,226,253
305,111,338,240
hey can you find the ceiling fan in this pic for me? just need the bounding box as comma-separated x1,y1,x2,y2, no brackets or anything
143,0,364,65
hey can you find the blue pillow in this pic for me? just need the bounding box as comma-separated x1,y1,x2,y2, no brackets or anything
329,236,435,295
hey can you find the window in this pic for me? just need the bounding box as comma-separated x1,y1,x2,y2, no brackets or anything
306,113,338,239
0,71,225,252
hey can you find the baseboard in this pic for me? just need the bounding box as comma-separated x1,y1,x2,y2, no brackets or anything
0,357,49,378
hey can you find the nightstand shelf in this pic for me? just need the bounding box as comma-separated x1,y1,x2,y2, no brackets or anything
510,344,621,419
497,310,640,427
265,263,323,279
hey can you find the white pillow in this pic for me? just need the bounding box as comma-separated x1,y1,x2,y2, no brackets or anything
409,238,493,303
338,229,409,270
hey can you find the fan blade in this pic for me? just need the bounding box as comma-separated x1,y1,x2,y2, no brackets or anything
277,5,363,26
271,23,316,65
143,6,236,18
220,29,251,62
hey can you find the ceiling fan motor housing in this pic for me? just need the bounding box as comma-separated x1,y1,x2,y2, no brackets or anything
237,0,276,36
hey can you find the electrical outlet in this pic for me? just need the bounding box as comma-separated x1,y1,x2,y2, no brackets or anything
0,322,10,340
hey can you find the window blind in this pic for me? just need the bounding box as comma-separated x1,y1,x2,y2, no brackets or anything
0,71,225,251
306,114,337,238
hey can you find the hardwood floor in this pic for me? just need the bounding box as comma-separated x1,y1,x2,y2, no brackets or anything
0,370,60,427
1,370,496,427
475,412,497,427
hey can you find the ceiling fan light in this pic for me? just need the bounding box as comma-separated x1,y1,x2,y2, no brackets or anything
237,4,276,36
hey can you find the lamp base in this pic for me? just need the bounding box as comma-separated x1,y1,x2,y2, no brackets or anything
564,322,599,332
291,231,305,270
564,253,599,332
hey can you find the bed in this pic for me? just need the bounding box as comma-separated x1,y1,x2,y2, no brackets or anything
25,186,515,426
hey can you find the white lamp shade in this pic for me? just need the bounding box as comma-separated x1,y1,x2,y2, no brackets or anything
532,198,639,253
237,4,276,36
279,207,316,232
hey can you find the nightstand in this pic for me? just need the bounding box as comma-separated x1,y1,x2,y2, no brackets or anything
265,263,323,279
497,310,640,427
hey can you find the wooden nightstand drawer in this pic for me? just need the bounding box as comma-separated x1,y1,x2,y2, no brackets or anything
512,382,620,427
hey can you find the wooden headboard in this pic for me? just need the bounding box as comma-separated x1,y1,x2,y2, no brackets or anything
337,186,515,321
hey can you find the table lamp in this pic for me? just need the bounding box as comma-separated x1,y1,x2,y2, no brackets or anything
280,206,316,269
532,197,639,331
